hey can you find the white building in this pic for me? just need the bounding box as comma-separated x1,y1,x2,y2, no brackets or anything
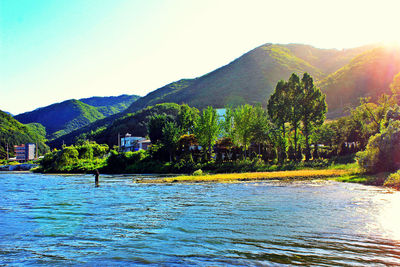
120,133,150,152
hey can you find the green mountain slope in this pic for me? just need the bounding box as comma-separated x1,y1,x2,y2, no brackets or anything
79,94,140,116
318,47,400,117
126,43,374,114
0,110,49,159
15,99,106,139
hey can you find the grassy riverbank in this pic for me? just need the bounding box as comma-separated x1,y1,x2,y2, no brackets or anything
137,169,352,183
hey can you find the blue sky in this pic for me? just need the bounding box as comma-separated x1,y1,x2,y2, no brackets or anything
1,0,400,115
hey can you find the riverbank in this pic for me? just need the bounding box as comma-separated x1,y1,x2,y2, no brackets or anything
0,164,38,171
137,169,352,183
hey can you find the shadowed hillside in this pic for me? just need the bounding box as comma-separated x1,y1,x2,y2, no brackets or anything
15,100,105,139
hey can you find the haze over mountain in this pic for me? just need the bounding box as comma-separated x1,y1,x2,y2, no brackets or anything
318,47,400,116
14,94,140,140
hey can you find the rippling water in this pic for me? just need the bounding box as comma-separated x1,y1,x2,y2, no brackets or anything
1,172,400,265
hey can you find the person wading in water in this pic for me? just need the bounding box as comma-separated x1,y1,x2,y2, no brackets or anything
94,169,100,187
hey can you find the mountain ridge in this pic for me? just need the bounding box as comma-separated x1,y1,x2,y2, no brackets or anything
126,43,378,115
14,94,140,140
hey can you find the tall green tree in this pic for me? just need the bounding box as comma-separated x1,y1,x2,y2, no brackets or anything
194,106,221,160
147,114,169,143
268,80,289,163
222,106,234,140
162,121,180,162
286,73,303,157
177,104,199,135
233,104,254,159
300,73,327,161
249,105,270,155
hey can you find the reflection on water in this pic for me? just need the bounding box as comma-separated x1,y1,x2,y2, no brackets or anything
375,192,400,240
1,173,400,265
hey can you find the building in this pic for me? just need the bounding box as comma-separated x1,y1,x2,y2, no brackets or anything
14,143,36,162
120,133,150,152
136,139,151,151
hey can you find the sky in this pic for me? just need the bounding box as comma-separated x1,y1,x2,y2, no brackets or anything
1,0,400,115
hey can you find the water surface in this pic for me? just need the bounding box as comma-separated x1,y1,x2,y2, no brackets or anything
1,173,400,265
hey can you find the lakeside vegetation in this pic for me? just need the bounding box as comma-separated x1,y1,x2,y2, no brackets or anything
8,68,400,190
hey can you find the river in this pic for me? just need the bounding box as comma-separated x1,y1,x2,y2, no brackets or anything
1,172,400,265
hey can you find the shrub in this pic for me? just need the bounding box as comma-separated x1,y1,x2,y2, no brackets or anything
193,169,203,176
384,170,400,189
357,121,400,173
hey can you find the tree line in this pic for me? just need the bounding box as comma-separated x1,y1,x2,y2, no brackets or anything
37,71,400,176
146,73,329,166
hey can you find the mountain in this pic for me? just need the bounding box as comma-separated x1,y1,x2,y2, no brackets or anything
79,94,140,116
318,47,400,117
0,110,49,159
126,43,375,114
14,94,140,140
49,43,399,148
15,99,106,139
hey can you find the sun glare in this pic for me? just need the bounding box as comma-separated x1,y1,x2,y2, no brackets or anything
376,191,400,241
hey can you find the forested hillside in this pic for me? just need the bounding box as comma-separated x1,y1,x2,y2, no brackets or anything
15,100,105,139
14,94,140,140
125,43,376,114
0,110,49,159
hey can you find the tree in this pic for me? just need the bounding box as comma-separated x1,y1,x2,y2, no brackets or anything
56,146,79,170
194,106,221,161
222,106,234,140
357,120,400,173
177,104,199,135
286,73,304,156
249,105,271,156
299,73,327,161
147,114,169,143
233,104,254,159
268,80,290,163
162,121,180,162
353,94,395,135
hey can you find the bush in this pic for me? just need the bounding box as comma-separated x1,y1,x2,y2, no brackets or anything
384,170,400,189
357,121,400,173
193,169,203,176
104,150,147,173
